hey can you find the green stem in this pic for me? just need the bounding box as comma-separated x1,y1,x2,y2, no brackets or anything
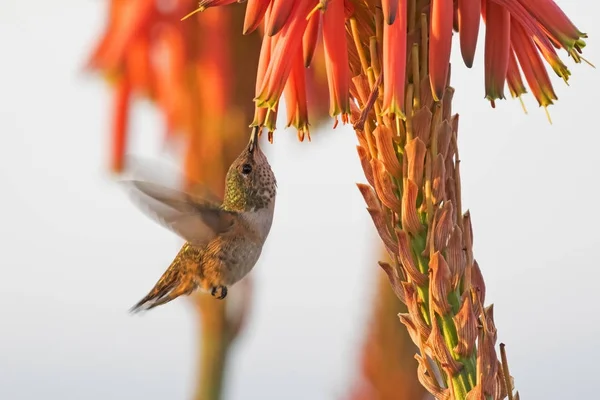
194,326,230,400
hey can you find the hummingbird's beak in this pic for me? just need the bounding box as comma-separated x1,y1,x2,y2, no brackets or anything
248,126,260,154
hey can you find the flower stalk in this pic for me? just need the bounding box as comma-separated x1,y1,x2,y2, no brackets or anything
348,3,521,398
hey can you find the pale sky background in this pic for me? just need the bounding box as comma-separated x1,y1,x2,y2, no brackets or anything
0,1,599,399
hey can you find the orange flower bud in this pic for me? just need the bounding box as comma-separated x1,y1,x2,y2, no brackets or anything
243,0,271,34
457,0,480,68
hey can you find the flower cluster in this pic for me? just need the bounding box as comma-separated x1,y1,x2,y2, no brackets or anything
195,0,587,132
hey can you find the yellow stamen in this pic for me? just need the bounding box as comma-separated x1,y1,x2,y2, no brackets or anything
306,1,327,21
518,96,528,115
579,55,596,68
544,106,553,124
181,7,205,21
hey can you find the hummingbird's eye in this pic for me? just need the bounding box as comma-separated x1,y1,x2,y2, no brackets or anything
241,164,252,175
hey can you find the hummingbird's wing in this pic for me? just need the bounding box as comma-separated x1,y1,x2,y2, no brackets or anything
123,155,223,204
121,180,237,247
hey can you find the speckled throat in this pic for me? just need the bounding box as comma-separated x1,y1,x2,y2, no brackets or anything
221,131,277,212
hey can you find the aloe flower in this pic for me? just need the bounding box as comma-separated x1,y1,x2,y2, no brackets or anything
181,0,588,399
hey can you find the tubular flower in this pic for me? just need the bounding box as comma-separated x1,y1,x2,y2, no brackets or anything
429,0,453,102
483,0,510,107
505,49,527,111
510,17,557,109
255,0,312,110
457,0,480,68
381,0,407,117
322,0,351,119
283,48,311,140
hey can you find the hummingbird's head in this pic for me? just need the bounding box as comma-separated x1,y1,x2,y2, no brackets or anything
222,127,277,212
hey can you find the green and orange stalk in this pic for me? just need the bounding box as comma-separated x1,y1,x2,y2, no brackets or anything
183,0,589,398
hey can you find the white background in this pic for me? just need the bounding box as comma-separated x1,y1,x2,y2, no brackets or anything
0,1,599,399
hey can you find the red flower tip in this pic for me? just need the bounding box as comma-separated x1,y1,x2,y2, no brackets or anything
381,0,398,25
457,0,480,68
428,0,453,102
266,0,295,36
243,0,271,35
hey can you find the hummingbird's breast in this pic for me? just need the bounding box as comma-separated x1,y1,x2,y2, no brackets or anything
240,199,276,241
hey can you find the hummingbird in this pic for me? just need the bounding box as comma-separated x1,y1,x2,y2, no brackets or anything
122,127,276,312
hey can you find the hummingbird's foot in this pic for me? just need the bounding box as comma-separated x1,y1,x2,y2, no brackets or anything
211,285,228,300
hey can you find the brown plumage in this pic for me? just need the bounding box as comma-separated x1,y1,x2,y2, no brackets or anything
123,127,276,312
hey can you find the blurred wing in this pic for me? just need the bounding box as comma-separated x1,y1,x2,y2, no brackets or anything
121,180,236,246
123,155,223,204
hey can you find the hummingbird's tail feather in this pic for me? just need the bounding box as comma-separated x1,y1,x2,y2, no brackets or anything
130,249,198,313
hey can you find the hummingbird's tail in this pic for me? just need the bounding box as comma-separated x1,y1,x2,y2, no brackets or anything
130,244,199,313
